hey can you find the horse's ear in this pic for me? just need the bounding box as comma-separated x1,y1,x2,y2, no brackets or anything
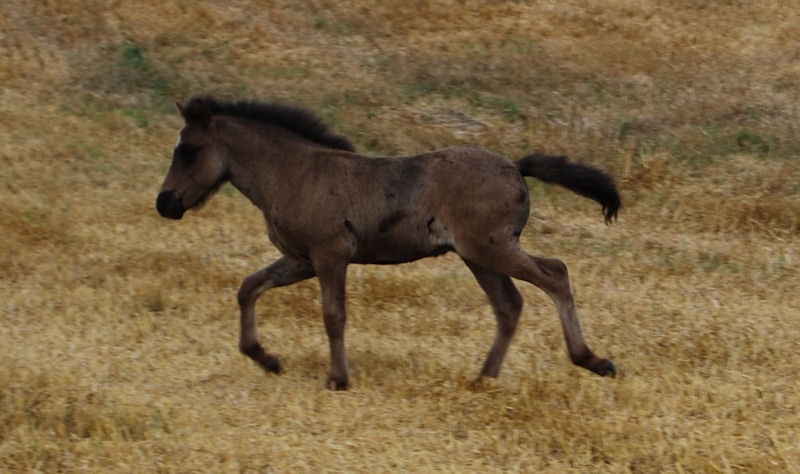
182,98,213,128
175,102,184,116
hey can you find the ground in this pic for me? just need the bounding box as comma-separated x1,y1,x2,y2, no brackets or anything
1,1,799,471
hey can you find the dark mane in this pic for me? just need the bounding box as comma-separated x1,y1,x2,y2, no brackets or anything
182,96,355,152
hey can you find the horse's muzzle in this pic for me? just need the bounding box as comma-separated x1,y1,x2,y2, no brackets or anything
156,190,186,220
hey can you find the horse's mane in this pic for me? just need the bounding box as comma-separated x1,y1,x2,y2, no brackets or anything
182,96,356,152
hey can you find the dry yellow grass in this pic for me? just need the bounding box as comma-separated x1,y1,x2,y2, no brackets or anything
2,1,799,471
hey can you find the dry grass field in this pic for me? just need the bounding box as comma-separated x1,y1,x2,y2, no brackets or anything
2,0,800,471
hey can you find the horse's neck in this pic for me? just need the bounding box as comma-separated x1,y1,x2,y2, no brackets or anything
224,124,319,210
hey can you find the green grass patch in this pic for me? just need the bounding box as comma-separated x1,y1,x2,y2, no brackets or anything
109,41,174,97
734,127,774,155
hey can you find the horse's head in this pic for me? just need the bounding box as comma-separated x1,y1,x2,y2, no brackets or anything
157,98,230,220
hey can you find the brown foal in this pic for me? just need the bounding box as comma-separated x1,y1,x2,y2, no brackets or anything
157,96,620,390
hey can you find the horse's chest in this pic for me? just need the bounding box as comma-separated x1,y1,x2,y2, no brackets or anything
264,216,310,259
264,211,355,260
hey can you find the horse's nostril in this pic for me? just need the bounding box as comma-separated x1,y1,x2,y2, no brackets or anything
156,190,171,214
156,190,185,219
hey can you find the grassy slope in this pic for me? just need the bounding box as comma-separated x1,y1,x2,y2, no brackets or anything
1,0,799,471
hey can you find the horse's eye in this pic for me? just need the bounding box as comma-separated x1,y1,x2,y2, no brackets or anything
176,144,200,164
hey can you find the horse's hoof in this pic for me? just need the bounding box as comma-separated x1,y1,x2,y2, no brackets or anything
260,356,282,374
596,359,616,378
243,344,283,374
469,376,498,391
326,376,349,391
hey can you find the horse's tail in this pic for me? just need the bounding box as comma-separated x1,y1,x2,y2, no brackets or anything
516,154,620,224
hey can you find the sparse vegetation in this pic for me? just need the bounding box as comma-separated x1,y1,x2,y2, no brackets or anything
1,0,799,471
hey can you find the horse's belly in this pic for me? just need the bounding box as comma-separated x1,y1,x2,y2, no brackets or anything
351,234,453,265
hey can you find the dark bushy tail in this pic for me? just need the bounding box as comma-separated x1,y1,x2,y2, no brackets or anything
517,154,620,224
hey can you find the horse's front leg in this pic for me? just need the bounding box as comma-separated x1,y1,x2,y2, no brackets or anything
312,255,350,390
237,256,315,374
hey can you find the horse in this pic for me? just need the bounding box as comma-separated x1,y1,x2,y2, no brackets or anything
156,96,620,390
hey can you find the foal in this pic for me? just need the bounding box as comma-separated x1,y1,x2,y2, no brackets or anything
157,96,619,389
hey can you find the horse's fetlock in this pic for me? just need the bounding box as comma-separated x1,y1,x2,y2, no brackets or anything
569,350,594,368
242,344,282,374
241,342,264,358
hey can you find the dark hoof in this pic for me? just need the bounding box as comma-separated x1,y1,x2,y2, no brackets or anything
469,376,498,391
242,344,282,374
573,353,616,378
258,355,282,374
326,376,349,391
596,358,616,378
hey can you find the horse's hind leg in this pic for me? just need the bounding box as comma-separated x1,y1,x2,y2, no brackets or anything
462,246,615,378
462,259,523,378
237,256,315,374
528,255,615,377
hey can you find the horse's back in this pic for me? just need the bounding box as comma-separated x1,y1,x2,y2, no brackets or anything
422,146,530,217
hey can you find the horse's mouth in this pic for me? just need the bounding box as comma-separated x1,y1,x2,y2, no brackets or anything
156,174,229,220
156,190,186,220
